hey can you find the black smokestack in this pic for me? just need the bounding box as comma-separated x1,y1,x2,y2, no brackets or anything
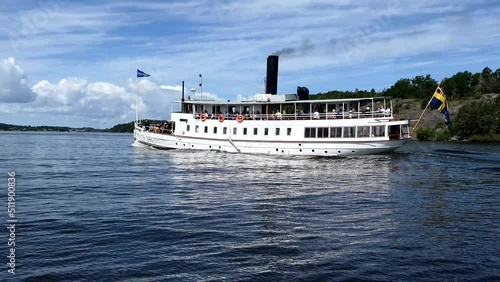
297,86,309,100
265,55,279,94
181,81,185,102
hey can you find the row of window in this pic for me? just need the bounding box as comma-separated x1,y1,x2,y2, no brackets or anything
185,125,386,138
187,125,293,136
305,126,386,138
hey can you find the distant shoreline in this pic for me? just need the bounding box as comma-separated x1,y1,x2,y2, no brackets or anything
0,123,106,133
0,120,166,133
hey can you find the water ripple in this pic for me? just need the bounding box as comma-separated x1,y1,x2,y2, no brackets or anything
0,133,499,281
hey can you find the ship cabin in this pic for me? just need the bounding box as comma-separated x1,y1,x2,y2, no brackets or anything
179,94,394,121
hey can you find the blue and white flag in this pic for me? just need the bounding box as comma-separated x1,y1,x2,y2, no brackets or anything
430,86,451,126
137,69,150,78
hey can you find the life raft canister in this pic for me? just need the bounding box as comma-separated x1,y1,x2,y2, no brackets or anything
218,114,225,122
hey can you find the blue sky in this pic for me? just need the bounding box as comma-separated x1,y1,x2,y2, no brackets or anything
1,0,499,128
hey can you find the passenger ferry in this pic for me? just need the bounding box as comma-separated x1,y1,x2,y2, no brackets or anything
134,56,410,156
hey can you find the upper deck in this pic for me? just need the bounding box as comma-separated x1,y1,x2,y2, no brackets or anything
178,94,394,121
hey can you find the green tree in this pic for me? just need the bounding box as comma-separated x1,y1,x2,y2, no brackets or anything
479,67,496,94
452,96,500,139
494,68,500,79
495,69,500,93
442,71,474,99
412,74,438,99
385,78,414,98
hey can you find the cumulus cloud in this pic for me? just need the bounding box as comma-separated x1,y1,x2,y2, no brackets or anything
30,78,137,126
128,79,188,120
0,55,224,128
160,85,183,91
0,57,36,103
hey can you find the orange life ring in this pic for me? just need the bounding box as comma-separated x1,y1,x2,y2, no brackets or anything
237,114,244,123
200,114,206,122
218,114,225,123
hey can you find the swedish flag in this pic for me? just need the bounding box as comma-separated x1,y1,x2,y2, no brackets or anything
430,87,451,126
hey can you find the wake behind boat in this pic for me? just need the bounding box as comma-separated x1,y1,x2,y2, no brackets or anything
134,55,410,156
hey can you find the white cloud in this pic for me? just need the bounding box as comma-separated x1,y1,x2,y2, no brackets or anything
0,57,36,103
0,56,223,128
29,78,136,127
160,85,183,91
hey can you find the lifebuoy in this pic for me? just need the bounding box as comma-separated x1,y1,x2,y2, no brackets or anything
200,114,206,122
218,114,225,122
237,114,244,123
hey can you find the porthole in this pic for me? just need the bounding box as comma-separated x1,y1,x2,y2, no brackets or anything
312,149,315,153
325,151,328,153
276,148,279,152
300,149,302,152
338,151,341,153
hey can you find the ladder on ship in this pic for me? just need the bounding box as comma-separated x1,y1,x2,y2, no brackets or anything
227,138,241,153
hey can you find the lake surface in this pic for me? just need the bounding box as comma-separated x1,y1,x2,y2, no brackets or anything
0,132,499,281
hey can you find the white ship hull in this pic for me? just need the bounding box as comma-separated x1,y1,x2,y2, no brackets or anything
134,117,408,156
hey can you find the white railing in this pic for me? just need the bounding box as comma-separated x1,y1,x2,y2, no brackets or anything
191,111,392,121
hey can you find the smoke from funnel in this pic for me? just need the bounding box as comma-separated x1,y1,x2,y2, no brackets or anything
273,39,315,57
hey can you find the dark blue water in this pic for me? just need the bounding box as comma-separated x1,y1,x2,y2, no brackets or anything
0,132,499,281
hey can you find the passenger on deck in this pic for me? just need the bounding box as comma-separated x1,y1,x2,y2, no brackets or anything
377,106,385,117
313,111,320,119
275,110,282,120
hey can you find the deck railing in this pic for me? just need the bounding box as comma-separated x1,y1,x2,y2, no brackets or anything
192,111,392,121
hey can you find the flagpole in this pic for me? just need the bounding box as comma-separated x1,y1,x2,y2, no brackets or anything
136,62,139,124
410,81,442,137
